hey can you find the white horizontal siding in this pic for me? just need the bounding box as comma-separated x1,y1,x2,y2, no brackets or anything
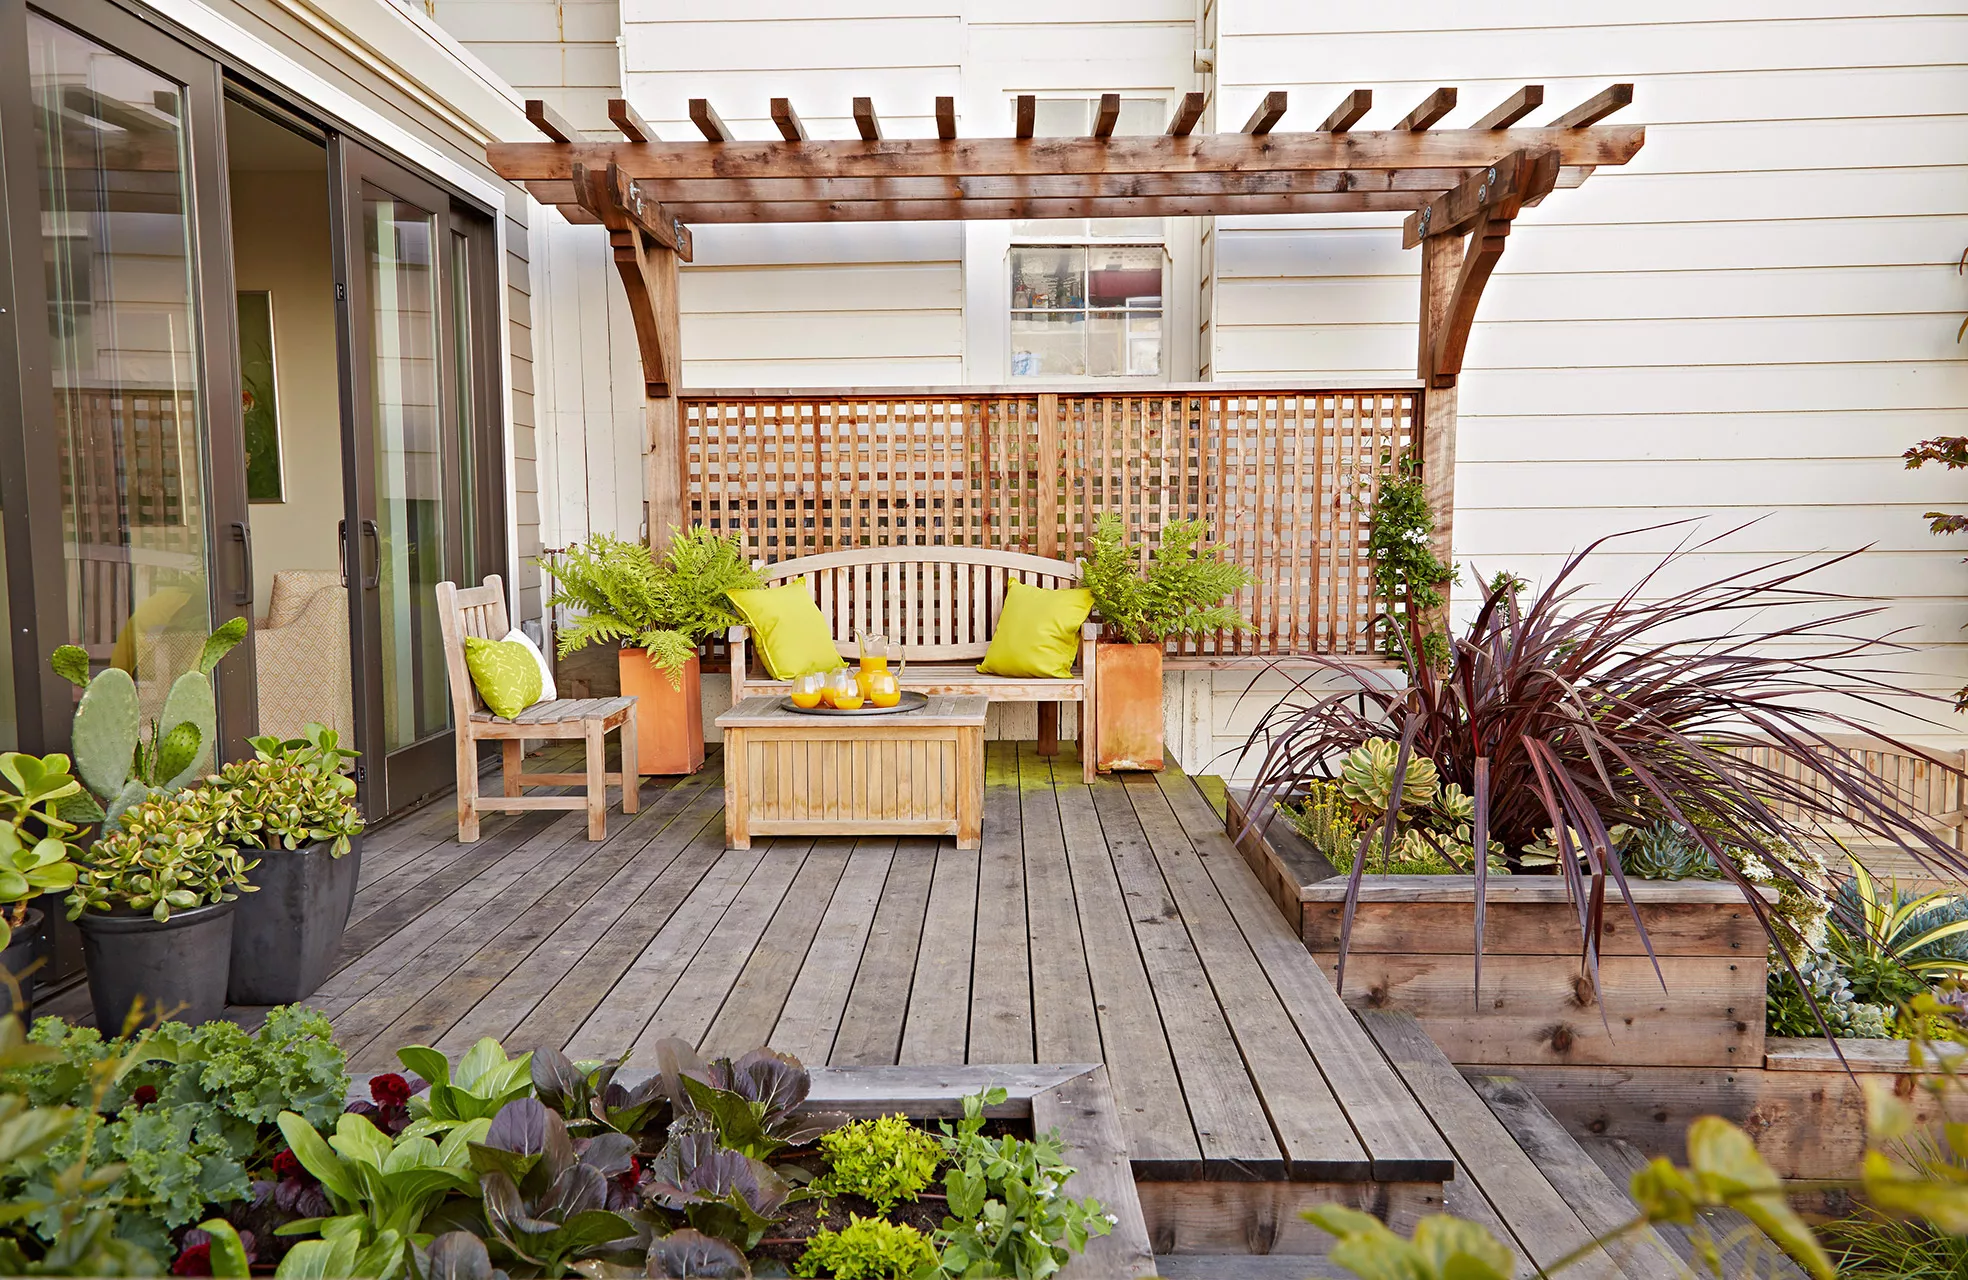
1210,5,1968,749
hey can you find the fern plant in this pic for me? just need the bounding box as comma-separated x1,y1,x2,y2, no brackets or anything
1079,514,1253,645
543,528,762,686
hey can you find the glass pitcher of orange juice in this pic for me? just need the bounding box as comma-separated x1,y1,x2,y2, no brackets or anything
857,632,903,708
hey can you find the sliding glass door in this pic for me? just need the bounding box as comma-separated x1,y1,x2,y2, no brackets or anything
334,143,497,814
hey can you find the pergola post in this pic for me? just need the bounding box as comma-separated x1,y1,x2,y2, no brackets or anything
1416,233,1464,616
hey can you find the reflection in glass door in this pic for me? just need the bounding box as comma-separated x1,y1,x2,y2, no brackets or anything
363,195,452,757
29,12,216,723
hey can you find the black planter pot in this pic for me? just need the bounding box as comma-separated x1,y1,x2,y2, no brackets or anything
77,899,235,1030
0,907,43,1022
228,836,361,1005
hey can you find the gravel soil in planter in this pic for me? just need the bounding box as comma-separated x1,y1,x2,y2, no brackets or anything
0,906,42,1021
228,836,361,1005
78,899,235,1029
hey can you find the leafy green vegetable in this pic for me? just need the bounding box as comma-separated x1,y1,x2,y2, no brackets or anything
397,1038,535,1139
644,1229,746,1279
658,1039,845,1160
467,1098,637,1272
529,1046,671,1142
814,1114,942,1213
795,1214,937,1280
928,1088,1111,1280
642,1130,792,1253
1078,514,1252,646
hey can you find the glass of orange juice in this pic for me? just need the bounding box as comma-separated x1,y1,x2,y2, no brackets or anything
826,667,864,710
789,671,826,709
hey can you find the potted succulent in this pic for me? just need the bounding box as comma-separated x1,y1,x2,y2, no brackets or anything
212,724,366,1004
0,752,85,1018
1080,514,1253,773
67,785,257,1029
545,527,762,775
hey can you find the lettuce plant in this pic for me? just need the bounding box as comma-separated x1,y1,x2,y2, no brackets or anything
645,1229,747,1279
397,1038,534,1139
467,1098,638,1273
641,1130,792,1252
656,1039,845,1159
531,1046,670,1142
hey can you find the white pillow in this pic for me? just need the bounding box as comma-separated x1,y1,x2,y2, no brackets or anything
502,627,557,703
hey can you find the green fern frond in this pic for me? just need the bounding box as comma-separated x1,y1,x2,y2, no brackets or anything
1080,514,1254,644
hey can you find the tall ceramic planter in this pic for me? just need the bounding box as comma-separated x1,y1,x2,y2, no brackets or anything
1094,642,1165,773
78,899,235,1030
0,907,43,1021
228,836,362,1004
619,648,705,775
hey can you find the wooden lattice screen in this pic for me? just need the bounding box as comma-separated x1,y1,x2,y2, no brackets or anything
683,387,1415,659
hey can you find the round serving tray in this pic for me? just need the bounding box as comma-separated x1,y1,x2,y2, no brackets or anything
781,690,930,717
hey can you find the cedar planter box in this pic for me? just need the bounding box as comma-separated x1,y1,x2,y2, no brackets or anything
354,1063,1154,1278
1093,642,1165,774
1227,791,1773,1070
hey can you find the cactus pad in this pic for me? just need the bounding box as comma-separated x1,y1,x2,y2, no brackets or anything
154,721,202,788
104,779,149,827
157,671,217,792
71,667,139,800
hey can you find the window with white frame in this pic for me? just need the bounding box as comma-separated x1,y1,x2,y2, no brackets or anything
1008,96,1167,380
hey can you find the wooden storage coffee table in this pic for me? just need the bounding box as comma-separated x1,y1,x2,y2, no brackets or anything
716,694,987,850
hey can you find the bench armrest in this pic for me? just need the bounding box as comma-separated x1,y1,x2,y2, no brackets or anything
728,624,751,642
1081,621,1104,641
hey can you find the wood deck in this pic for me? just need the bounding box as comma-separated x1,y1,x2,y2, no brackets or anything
295,741,1451,1199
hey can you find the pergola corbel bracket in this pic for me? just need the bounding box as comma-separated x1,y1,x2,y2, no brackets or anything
1408,147,1560,388
571,161,688,396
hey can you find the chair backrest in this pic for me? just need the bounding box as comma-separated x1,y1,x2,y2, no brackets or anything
762,546,1081,663
1727,733,1968,852
436,576,511,717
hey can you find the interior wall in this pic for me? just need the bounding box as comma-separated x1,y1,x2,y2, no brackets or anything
227,165,345,616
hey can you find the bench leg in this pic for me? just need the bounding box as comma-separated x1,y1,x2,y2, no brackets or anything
457,734,481,843
584,719,608,840
619,705,639,813
502,740,523,797
1037,702,1059,756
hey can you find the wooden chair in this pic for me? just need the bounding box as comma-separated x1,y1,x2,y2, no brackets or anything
727,546,1098,782
436,576,638,842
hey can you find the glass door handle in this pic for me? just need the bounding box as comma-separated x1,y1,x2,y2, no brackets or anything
361,519,381,590
338,519,349,587
230,521,254,606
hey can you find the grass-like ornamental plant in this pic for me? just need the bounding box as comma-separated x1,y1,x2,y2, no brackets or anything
1241,529,1968,1010
544,527,762,684
66,788,256,922
815,1113,943,1213
1079,514,1253,645
209,725,365,857
795,1214,938,1280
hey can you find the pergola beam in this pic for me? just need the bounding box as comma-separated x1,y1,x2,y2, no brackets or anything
1093,93,1121,138
1396,87,1457,131
1472,85,1543,130
688,99,731,142
1401,146,1561,248
1014,94,1035,139
770,97,807,142
1549,82,1634,128
1320,89,1372,133
1242,90,1288,134
607,97,654,143
1166,92,1206,137
853,97,882,141
936,96,957,140
525,98,578,143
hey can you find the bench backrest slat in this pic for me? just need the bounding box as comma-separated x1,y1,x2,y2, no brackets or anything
762,546,1082,663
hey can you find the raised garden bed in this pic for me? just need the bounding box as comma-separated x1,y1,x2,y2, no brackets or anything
1225,791,1773,1069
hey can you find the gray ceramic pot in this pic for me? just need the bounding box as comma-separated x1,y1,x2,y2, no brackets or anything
78,899,235,1029
0,906,42,1022
227,836,361,1005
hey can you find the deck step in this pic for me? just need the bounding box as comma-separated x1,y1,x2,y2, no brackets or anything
1153,1255,1351,1279
1583,1134,1809,1280
1359,1010,1680,1280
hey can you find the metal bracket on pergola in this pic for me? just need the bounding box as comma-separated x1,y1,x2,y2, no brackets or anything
490,84,1641,586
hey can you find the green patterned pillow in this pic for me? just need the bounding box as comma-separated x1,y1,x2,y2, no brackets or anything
465,635,544,719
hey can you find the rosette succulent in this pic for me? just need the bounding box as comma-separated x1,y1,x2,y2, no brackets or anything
65,788,256,922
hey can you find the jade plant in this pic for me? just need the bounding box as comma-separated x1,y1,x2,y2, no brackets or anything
209,724,365,857
64,787,257,922
49,618,249,824
0,753,85,953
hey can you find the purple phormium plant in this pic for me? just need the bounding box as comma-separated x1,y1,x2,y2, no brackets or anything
1239,527,1968,1006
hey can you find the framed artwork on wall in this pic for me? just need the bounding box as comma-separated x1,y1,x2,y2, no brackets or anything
237,290,283,502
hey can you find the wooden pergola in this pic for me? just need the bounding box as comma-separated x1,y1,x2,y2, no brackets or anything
485,85,1643,595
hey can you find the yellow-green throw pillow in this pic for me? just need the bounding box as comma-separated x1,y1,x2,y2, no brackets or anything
727,584,846,681
465,635,544,719
977,580,1093,680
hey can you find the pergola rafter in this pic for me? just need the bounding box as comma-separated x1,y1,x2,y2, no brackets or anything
493,84,1642,600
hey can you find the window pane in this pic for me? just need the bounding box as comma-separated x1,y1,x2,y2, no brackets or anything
1032,99,1088,138
1127,312,1163,377
32,13,215,726
1010,246,1085,309
1011,312,1085,378
450,230,479,584
1089,245,1162,308
366,195,451,751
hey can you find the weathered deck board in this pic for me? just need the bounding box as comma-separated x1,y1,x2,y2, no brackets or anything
243,742,1456,1189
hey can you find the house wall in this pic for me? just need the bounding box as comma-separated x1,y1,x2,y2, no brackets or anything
1197,2,1968,766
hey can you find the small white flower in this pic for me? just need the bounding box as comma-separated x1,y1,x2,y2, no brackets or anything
1104,1213,1119,1225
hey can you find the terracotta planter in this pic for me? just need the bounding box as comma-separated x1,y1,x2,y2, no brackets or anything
619,648,705,775
1094,641,1164,773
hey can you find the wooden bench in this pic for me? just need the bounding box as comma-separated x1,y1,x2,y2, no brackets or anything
728,546,1098,783
437,576,639,842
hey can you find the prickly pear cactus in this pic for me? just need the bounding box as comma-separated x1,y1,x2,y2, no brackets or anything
68,665,139,802
156,670,215,791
